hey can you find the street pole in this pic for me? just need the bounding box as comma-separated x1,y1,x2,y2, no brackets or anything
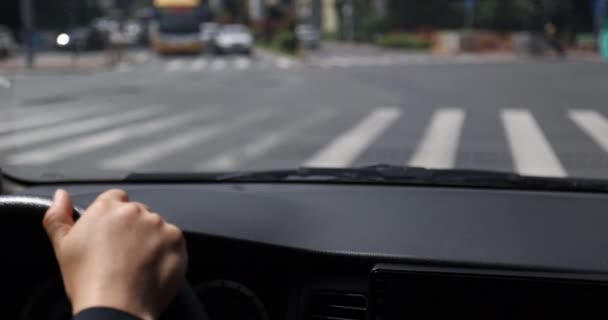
463,0,475,33
342,0,355,42
20,0,35,68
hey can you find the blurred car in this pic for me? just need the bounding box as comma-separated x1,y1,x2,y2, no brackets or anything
200,22,219,48
213,24,253,55
296,24,320,50
56,27,107,51
0,25,16,59
124,20,145,46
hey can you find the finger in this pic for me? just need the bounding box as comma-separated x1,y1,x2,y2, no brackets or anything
43,189,75,248
132,202,151,212
96,189,129,203
164,223,185,248
146,212,164,227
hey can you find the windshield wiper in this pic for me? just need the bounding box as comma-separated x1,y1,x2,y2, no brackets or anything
125,164,608,193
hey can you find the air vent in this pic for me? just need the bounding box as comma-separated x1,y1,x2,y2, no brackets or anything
303,291,368,320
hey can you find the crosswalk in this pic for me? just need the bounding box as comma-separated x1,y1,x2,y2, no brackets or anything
115,51,514,74
305,107,401,168
408,108,465,169
309,54,516,69
502,109,566,177
3,101,608,179
117,54,300,74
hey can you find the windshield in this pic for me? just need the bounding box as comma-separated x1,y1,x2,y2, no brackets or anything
221,25,247,33
156,7,202,33
1,1,608,184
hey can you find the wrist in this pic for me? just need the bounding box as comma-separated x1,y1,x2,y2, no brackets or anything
72,297,155,320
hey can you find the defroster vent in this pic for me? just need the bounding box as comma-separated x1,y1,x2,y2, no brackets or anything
303,291,368,320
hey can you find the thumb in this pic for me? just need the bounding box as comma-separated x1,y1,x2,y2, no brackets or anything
43,189,75,248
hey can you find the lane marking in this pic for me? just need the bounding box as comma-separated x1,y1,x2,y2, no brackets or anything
8,108,218,165
305,107,401,168
191,58,208,71
0,97,114,123
134,52,149,63
166,59,184,72
502,109,566,177
0,107,164,152
116,62,131,73
0,77,11,89
235,57,251,70
569,109,608,153
408,108,465,169
100,109,273,169
199,109,335,171
211,58,226,71
277,57,293,69
0,104,88,127
0,104,116,135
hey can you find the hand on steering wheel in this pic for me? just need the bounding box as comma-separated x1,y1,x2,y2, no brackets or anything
42,189,202,320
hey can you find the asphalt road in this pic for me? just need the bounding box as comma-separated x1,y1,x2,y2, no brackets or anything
1,43,608,181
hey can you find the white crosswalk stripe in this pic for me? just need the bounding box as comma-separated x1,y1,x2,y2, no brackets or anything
0,76,12,89
235,58,251,70
0,104,117,135
134,52,149,63
0,106,165,152
7,108,218,165
116,62,132,73
502,109,566,177
100,109,273,169
305,107,401,168
211,59,226,71
276,57,293,69
199,109,336,171
569,110,608,153
0,105,77,126
191,58,208,71
408,108,465,169
166,59,185,72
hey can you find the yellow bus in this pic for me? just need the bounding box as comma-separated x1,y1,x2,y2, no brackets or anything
151,0,205,54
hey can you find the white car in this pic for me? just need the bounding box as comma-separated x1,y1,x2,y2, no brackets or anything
200,22,219,45
296,24,320,50
0,26,16,59
213,24,253,55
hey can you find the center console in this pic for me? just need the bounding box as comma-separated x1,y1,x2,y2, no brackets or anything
370,264,608,319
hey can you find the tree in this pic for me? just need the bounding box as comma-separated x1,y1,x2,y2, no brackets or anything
385,0,463,30
379,0,594,33
475,0,538,31
222,0,248,23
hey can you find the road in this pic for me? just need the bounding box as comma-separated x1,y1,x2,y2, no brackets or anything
1,43,608,181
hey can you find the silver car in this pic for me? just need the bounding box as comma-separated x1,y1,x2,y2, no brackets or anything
296,24,320,50
0,26,16,59
213,24,253,55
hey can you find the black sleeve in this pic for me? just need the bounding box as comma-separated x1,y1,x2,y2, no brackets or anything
72,307,142,320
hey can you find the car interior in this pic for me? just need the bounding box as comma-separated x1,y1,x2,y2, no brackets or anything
3,175,608,320
2,1,608,319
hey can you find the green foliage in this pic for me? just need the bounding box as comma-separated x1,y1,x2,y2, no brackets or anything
222,0,248,23
362,15,390,40
475,0,539,31
376,0,594,33
375,33,432,50
273,30,299,54
322,32,339,41
386,0,464,30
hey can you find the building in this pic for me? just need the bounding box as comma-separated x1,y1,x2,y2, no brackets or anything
322,0,338,33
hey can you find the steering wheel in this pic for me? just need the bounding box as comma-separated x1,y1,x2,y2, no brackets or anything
0,195,209,320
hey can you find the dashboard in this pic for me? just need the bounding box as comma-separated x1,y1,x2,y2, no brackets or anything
4,182,608,319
